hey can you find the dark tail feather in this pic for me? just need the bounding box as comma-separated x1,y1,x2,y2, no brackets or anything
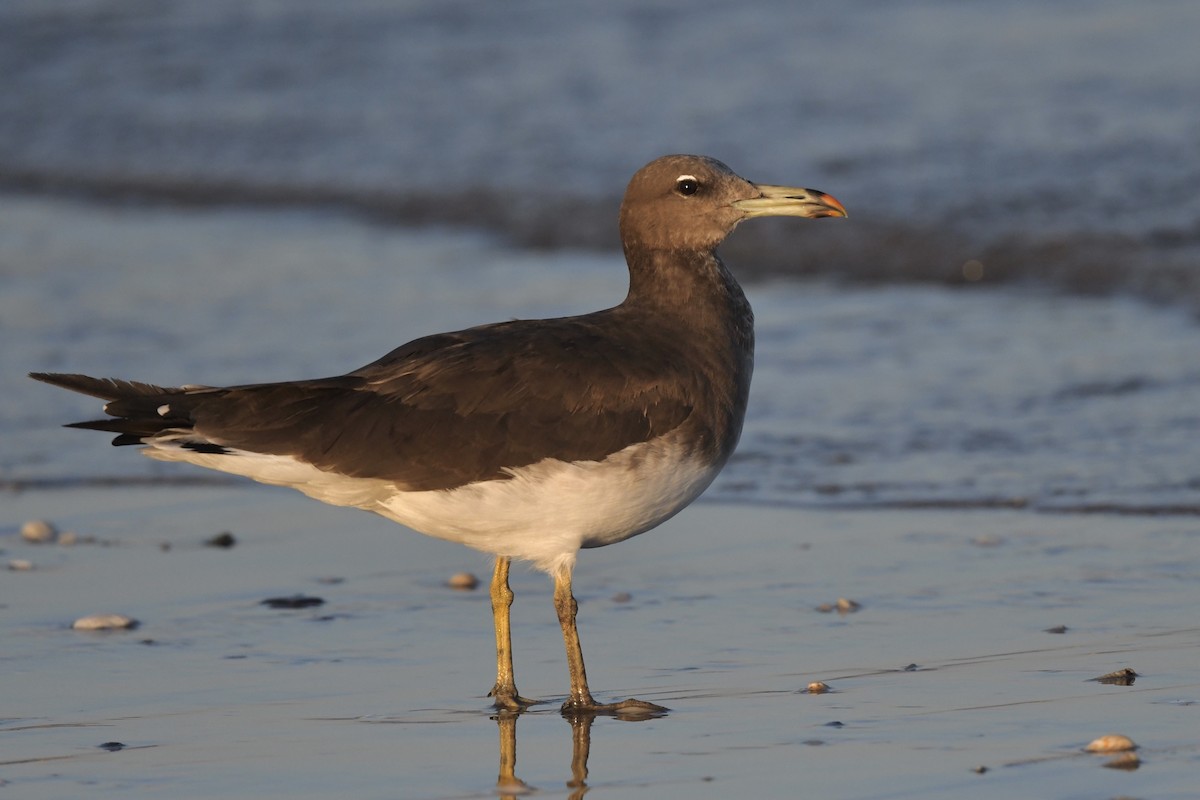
29,371,199,446
65,417,172,437
28,372,174,401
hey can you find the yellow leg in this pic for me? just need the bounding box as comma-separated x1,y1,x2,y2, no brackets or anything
553,567,597,709
554,566,668,716
488,557,535,710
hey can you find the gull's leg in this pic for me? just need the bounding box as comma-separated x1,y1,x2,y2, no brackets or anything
488,557,535,710
554,565,668,716
553,565,598,709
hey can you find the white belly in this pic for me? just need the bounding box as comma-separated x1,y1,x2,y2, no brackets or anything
143,428,721,576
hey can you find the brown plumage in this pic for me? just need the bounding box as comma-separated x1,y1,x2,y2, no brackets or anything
31,154,846,714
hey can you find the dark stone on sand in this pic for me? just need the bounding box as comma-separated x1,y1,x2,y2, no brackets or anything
98,742,126,751
205,531,237,548
261,595,325,609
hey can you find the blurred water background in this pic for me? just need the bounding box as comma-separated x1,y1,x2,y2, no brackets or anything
3,0,1199,511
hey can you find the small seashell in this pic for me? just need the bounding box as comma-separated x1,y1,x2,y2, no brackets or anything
58,531,79,546
8,559,35,571
21,519,58,544
1090,667,1138,686
1084,734,1137,753
805,681,831,694
446,572,480,590
72,613,139,631
816,597,862,614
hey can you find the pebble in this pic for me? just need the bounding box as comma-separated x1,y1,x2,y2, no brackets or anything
21,519,58,544
1084,734,1137,753
72,613,139,631
611,591,633,603
446,571,480,590
260,595,324,609
204,531,237,548
805,681,832,694
8,559,35,571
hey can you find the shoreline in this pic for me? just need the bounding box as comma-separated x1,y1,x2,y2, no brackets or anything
5,474,1200,518
3,181,1198,311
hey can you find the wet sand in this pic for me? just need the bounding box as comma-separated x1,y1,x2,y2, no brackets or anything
4,485,1197,798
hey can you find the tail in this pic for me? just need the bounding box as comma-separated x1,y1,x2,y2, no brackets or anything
29,372,216,448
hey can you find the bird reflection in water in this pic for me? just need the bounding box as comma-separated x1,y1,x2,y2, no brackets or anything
493,705,666,798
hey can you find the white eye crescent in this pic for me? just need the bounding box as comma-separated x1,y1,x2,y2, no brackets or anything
675,175,699,196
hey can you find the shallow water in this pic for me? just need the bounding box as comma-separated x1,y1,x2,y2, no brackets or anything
5,195,1200,513
3,0,1200,304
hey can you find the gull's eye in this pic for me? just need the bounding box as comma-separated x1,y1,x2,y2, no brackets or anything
675,175,699,196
